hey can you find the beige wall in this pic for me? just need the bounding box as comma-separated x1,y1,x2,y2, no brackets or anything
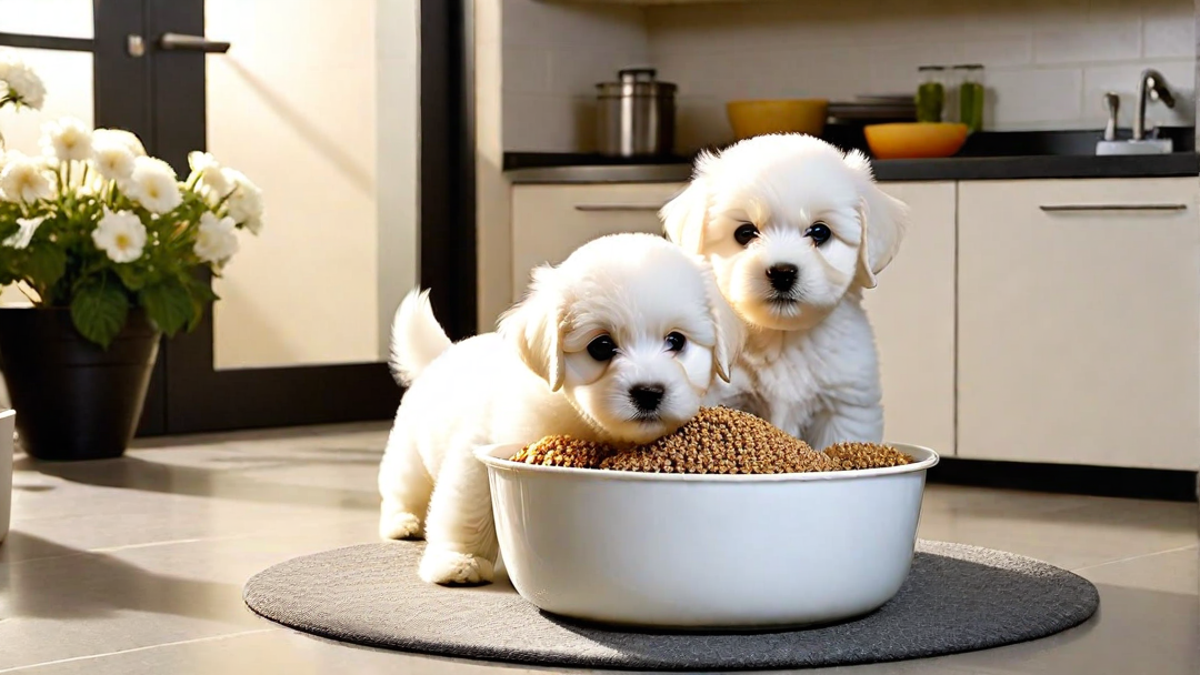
206,0,418,369
376,0,421,355
477,0,513,331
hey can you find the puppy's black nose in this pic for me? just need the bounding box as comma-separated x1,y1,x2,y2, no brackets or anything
766,264,799,292
629,384,665,413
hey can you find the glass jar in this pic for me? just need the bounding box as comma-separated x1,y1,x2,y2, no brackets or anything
954,64,985,133
916,65,946,123
943,66,963,124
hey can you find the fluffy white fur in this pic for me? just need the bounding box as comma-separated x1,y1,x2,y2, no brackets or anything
378,233,743,586
661,133,909,449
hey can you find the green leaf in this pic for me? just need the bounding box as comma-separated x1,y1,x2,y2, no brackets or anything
71,283,129,349
24,245,67,290
140,278,193,337
115,264,146,291
183,274,217,332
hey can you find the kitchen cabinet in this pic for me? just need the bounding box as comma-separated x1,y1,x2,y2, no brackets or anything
511,180,958,458
862,182,957,457
510,183,685,300
507,174,1200,472
957,178,1200,470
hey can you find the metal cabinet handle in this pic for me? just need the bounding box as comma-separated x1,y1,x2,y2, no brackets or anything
1039,203,1187,212
574,204,663,212
158,32,231,53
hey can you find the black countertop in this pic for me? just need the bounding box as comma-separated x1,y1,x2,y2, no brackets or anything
506,153,1200,184
504,128,1200,184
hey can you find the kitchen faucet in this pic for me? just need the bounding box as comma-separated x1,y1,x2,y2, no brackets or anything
1132,68,1175,141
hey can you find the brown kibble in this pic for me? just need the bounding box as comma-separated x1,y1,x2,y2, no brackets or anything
508,407,914,475
510,436,617,469
823,441,914,470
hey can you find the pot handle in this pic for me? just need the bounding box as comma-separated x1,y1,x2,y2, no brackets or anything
619,68,657,83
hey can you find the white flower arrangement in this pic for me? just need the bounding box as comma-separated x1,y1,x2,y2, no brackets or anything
0,51,46,114
0,53,264,347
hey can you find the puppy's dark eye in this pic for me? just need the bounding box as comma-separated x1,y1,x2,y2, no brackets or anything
665,332,686,353
734,223,759,247
586,335,617,362
805,222,832,246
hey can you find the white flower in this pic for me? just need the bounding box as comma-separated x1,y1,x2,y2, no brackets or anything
187,151,233,198
222,168,264,234
93,128,146,157
1,216,44,249
0,53,46,110
40,117,93,163
92,209,147,263
126,156,181,214
77,170,105,196
193,211,239,264
0,151,54,203
91,136,136,182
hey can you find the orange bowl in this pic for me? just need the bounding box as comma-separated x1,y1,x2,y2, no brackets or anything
726,99,829,140
864,122,969,159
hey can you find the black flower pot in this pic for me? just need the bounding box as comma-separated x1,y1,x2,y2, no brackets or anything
0,307,160,461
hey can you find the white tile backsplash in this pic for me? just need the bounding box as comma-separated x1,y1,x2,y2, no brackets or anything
1143,4,1196,58
867,43,960,97
955,37,1034,69
501,46,551,94
501,0,649,151
1033,22,1142,65
987,68,1085,126
500,0,1195,152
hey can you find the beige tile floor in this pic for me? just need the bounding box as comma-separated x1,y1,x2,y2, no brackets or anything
1,423,1196,674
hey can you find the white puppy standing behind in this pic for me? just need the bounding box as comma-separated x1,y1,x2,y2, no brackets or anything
661,133,909,450
378,233,743,586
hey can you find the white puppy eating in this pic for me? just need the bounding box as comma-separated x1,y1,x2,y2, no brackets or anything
661,133,909,449
378,233,742,586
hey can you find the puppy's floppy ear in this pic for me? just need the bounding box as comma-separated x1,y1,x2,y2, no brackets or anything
699,259,745,384
843,149,910,289
497,265,566,392
660,151,716,254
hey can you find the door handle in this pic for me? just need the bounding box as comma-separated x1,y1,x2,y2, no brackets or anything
158,32,231,53
574,204,664,212
1039,203,1187,212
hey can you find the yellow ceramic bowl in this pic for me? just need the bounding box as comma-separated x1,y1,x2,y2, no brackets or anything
863,122,969,160
726,99,829,140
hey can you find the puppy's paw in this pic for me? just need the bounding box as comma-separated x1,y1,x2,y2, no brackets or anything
379,511,424,541
418,546,494,586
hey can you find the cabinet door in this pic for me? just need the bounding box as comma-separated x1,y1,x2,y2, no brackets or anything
958,178,1200,470
510,183,686,301
862,182,957,456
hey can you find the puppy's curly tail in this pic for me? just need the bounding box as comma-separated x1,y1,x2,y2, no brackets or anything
389,288,453,387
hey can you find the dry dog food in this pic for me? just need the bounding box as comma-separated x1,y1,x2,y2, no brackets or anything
823,441,914,470
511,436,615,469
510,407,913,474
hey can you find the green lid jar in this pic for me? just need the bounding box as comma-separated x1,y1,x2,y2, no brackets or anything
916,65,946,123
954,64,985,133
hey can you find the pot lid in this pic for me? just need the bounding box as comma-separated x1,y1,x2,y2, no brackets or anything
596,67,676,96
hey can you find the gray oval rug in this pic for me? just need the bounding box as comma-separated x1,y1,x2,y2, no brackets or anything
242,540,1099,670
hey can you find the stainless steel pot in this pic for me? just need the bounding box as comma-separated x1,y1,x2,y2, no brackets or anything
596,68,676,157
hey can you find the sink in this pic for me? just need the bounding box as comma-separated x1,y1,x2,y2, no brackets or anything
1095,138,1174,156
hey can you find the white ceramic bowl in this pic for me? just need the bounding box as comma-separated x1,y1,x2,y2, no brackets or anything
477,442,938,630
